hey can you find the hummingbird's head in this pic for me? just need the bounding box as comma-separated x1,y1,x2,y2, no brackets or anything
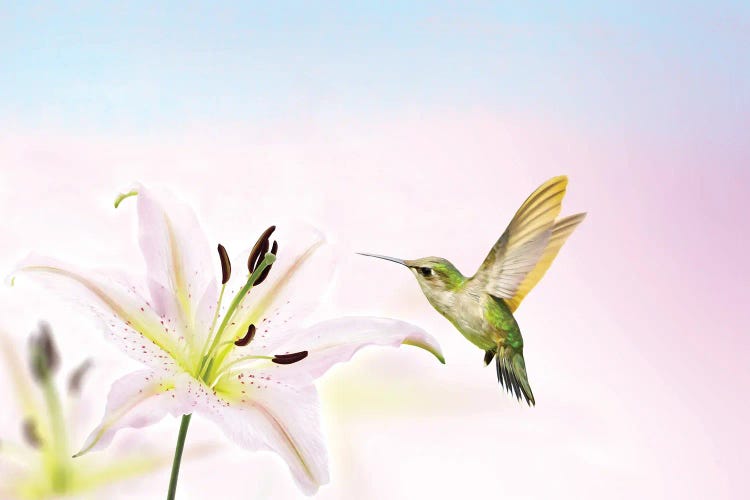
403,257,465,294
357,254,466,310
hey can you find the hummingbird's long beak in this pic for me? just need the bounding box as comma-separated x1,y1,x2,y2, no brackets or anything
356,253,407,267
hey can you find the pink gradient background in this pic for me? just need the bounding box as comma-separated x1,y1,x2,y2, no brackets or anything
1,111,747,499
1,3,748,499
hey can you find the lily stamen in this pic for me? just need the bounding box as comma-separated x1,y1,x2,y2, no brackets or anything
197,225,279,380
198,246,234,372
208,353,276,390
199,251,276,381
211,350,308,382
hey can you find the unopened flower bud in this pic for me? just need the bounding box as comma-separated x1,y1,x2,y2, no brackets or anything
29,322,60,382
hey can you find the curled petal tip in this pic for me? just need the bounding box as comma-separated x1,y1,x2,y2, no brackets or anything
73,434,98,458
72,434,98,458
113,190,138,209
403,338,445,364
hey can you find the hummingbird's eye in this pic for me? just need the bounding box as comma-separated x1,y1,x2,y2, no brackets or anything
418,267,433,277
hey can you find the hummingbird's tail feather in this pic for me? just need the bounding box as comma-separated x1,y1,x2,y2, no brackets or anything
483,349,495,366
495,348,535,406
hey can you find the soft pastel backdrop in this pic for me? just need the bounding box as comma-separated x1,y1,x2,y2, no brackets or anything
1,2,748,499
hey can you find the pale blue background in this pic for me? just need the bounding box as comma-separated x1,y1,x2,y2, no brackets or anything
2,1,748,143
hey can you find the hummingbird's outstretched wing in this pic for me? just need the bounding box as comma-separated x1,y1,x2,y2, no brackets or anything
473,176,575,305
503,213,585,312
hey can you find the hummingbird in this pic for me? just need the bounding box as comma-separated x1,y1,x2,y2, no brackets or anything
359,176,585,405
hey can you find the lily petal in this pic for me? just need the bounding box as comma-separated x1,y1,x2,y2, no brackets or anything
234,317,444,382
12,255,181,371
76,369,194,456
198,374,328,495
135,185,218,349
223,224,338,348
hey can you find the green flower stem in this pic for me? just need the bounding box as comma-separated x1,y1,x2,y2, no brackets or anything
41,378,69,492
167,414,192,500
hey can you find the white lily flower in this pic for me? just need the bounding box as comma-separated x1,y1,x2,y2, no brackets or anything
0,324,175,500
11,185,444,495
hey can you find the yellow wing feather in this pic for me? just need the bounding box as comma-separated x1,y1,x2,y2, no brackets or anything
474,176,569,298
504,213,586,312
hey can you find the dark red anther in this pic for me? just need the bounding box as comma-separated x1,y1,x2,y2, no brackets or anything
271,350,308,365
217,244,232,284
234,324,256,346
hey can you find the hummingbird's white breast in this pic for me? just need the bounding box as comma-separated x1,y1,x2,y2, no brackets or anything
423,284,496,351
